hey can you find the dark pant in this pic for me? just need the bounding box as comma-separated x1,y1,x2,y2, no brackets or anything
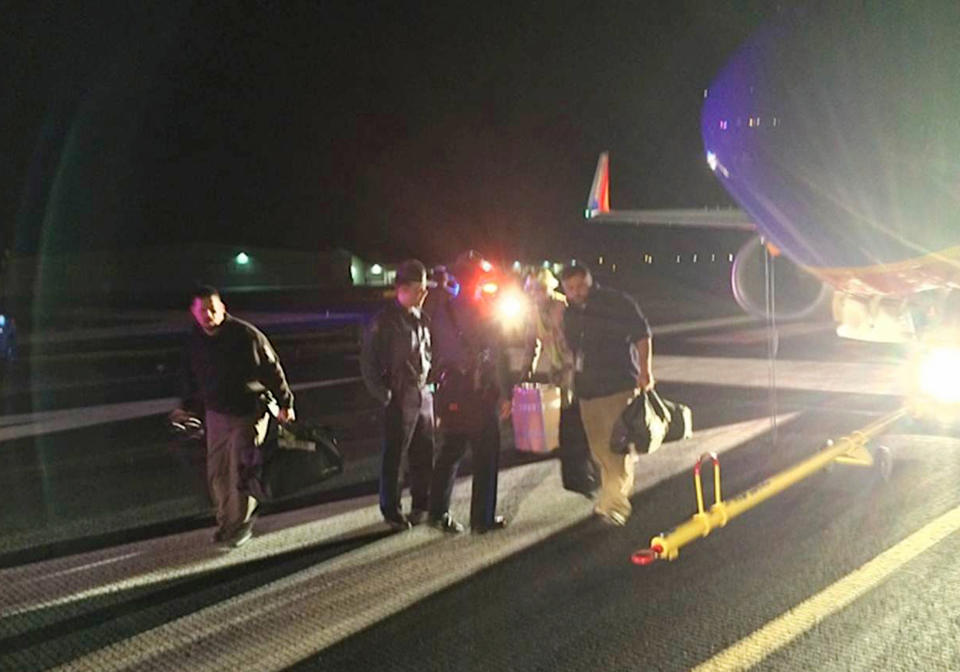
559,400,598,495
429,403,500,528
380,387,435,520
205,410,270,536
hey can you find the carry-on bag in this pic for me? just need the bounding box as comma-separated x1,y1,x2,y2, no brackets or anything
511,383,561,453
609,389,693,455
261,422,345,500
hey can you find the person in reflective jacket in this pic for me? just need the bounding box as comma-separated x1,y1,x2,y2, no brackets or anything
360,260,435,530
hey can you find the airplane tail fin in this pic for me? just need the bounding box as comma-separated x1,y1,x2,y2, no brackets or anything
586,152,610,216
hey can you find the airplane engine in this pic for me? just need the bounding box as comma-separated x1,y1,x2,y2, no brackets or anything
702,3,960,302
731,236,831,322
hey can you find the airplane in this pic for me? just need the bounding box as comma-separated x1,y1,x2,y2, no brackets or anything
585,3,960,347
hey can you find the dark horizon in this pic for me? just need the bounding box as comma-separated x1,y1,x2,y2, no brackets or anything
3,1,779,264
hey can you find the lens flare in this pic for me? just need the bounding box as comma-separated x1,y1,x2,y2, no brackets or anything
917,347,960,404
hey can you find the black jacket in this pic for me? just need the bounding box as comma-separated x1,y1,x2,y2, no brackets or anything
563,286,652,400
182,315,294,416
360,300,432,406
428,294,513,401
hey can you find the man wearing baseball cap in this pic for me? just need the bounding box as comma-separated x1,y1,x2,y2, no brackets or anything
360,259,436,530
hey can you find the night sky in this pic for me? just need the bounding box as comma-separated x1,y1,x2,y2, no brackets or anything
3,1,779,264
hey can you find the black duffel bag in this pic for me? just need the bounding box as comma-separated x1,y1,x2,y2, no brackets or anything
609,389,693,456
261,422,345,500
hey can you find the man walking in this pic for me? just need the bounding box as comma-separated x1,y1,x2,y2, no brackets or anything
176,285,295,548
360,259,435,530
560,263,653,526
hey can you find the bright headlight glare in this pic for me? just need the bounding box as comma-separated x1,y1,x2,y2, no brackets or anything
495,291,528,329
917,347,960,404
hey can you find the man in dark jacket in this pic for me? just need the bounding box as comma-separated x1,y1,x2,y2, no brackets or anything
176,285,295,548
561,263,653,527
360,259,435,530
427,252,512,534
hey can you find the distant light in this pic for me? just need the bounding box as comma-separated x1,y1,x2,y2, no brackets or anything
611,263,617,272
480,260,493,272
692,254,698,263
598,256,604,265
512,260,522,271
676,255,681,263
481,282,499,294
542,260,551,269
728,253,734,262
370,263,383,275
235,252,250,265
0,315,5,327
706,151,718,172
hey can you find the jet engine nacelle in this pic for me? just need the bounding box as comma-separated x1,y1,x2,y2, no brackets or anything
731,236,832,322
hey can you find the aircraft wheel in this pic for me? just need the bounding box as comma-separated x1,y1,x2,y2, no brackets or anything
819,439,836,474
871,444,893,482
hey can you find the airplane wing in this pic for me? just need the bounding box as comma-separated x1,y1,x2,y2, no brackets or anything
584,152,756,232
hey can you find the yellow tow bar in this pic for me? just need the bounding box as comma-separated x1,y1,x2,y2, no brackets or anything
631,407,907,565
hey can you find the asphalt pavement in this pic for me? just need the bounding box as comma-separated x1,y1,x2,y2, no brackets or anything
4,290,960,671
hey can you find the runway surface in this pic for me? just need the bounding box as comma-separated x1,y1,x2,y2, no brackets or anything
3,309,958,671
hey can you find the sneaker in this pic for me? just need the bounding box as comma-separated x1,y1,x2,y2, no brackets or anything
227,524,254,548
429,512,465,534
407,509,428,526
384,514,412,531
597,510,628,527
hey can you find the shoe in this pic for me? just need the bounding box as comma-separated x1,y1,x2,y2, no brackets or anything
407,509,428,526
596,510,628,527
472,516,507,534
226,523,254,548
384,514,412,531
429,512,465,534
212,528,229,544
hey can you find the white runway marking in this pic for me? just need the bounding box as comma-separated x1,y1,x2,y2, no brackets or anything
693,503,960,671
2,351,901,444
3,415,795,672
656,355,903,396
654,315,757,335
0,377,362,443
686,321,834,344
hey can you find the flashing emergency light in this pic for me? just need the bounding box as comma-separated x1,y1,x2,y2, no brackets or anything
480,282,499,295
917,347,960,405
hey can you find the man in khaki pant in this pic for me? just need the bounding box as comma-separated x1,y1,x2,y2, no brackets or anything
560,264,653,526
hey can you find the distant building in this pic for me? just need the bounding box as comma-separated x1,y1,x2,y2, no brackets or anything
3,244,360,304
